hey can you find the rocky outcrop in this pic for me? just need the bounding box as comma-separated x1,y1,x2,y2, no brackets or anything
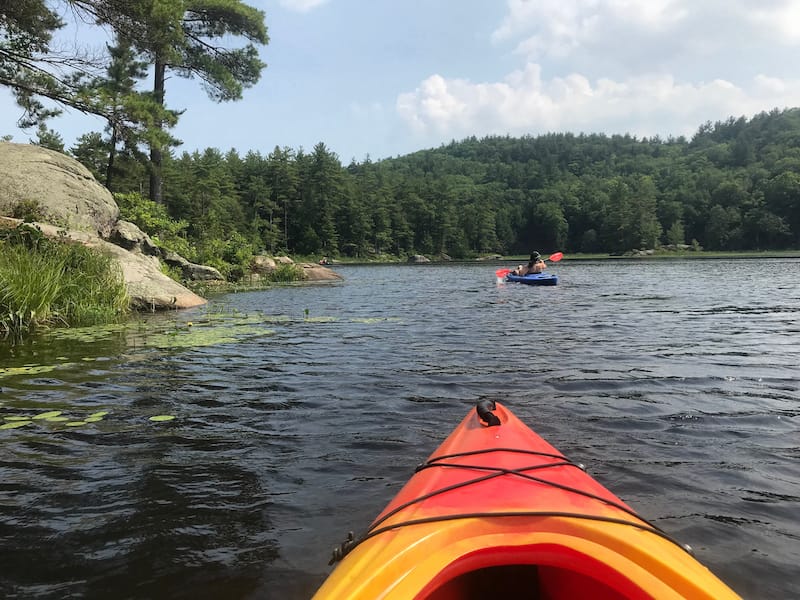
0,143,207,310
251,255,277,273
407,254,431,263
161,250,224,281
299,263,343,281
109,220,161,256
251,255,342,281
0,143,119,236
112,222,225,283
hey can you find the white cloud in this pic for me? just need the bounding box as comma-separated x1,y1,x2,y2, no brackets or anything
491,0,687,60
750,2,800,43
279,0,329,13
394,0,800,146
491,0,800,65
396,64,800,141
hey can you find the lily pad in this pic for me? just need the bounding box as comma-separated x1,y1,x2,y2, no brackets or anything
3,415,31,421
148,415,176,422
34,411,63,420
88,411,109,418
45,416,70,422
65,421,87,427
0,365,59,379
84,416,104,423
0,420,32,430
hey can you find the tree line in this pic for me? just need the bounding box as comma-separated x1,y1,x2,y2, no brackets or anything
56,107,800,266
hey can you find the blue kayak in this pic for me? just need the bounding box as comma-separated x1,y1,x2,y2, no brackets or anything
506,272,558,286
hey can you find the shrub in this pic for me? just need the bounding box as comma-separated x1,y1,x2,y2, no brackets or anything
11,199,45,222
114,192,195,259
266,262,303,282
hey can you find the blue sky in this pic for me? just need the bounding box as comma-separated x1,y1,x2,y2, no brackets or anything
3,0,800,163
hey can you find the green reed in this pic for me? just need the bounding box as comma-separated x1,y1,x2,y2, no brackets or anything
0,226,129,338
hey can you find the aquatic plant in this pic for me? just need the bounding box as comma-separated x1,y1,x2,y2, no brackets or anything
0,224,129,338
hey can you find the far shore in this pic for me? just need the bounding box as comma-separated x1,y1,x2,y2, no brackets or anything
296,249,800,267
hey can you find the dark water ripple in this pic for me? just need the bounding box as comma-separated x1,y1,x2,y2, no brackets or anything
1,259,799,599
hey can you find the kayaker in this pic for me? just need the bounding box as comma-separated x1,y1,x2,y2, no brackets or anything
511,251,545,275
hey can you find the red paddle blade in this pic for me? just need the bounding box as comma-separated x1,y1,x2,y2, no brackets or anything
547,252,564,262
495,268,511,277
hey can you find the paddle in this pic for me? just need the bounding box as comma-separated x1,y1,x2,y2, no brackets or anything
495,252,564,277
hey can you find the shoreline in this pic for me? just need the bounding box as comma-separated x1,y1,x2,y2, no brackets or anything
299,250,800,267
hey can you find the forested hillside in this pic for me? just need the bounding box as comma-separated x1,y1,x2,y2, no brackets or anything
32,107,800,264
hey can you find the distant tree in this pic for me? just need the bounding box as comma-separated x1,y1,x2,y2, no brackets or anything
104,0,269,203
580,228,599,253
764,171,800,243
533,202,568,251
665,221,685,246
265,146,298,252
705,205,741,250
239,150,282,253
298,143,343,254
31,123,64,152
743,207,790,249
629,176,662,249
89,40,161,189
71,131,107,180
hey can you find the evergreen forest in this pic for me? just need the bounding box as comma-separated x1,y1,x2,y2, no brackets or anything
64,107,800,264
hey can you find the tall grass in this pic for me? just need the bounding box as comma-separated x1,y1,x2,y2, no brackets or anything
0,225,129,338
266,262,304,282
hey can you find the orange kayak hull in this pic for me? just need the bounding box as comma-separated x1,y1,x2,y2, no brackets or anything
313,402,740,599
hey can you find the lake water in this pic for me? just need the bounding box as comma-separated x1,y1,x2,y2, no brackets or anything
1,259,798,599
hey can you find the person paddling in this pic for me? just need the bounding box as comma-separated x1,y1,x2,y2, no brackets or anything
511,251,545,276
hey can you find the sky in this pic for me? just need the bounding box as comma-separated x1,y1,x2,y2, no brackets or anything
3,0,800,163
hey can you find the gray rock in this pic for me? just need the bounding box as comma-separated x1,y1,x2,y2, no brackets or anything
299,263,344,281
0,142,119,236
2,216,206,310
161,251,223,281
251,255,277,273
109,220,160,256
183,262,224,281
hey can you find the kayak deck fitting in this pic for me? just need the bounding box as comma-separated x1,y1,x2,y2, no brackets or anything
313,400,740,600
505,272,559,286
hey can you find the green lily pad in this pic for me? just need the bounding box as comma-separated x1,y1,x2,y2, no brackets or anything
0,364,59,378
0,420,32,430
88,411,109,418
65,421,87,427
84,416,104,423
34,411,63,420
45,416,70,422
149,415,176,422
3,415,31,421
